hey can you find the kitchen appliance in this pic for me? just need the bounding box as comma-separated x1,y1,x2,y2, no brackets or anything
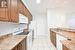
19,14,28,24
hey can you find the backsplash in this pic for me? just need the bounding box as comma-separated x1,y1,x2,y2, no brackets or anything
0,22,27,35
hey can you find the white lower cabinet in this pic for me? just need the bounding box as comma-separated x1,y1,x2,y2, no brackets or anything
56,33,67,50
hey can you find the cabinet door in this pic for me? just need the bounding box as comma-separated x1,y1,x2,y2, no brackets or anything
21,39,26,50
10,0,19,22
0,8,9,21
21,38,27,50
17,38,27,50
56,34,67,50
17,43,22,50
50,31,56,47
63,45,69,50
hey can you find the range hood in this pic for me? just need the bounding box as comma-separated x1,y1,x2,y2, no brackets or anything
19,14,28,24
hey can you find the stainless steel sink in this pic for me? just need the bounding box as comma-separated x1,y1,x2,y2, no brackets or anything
17,31,29,35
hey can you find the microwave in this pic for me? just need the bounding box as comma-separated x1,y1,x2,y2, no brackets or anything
19,14,28,24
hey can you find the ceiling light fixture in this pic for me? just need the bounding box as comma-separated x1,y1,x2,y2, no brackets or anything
36,0,41,4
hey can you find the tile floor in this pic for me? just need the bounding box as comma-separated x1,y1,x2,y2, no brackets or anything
31,35,56,50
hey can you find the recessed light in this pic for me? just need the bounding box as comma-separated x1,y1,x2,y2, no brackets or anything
36,0,41,4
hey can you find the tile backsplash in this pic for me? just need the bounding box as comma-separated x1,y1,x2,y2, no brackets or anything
0,22,27,35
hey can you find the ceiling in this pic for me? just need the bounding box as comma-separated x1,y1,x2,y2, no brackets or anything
24,0,75,15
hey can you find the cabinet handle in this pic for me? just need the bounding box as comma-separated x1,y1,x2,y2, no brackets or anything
67,39,71,41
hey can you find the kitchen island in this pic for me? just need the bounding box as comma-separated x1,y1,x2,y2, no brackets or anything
50,28,75,50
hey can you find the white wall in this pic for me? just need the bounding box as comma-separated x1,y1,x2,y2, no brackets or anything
65,12,75,28
47,9,66,28
47,8,75,29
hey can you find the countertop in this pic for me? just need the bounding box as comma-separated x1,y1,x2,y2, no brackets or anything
50,28,75,50
61,40,75,50
0,34,27,50
50,28,75,40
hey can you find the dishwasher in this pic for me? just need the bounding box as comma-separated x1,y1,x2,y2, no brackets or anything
17,29,34,50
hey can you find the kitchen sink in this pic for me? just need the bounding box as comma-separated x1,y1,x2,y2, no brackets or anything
17,31,29,35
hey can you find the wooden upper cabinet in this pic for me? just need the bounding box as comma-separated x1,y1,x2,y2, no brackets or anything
10,0,19,22
0,0,9,21
18,0,32,21
0,0,32,23
0,0,19,22
0,8,9,21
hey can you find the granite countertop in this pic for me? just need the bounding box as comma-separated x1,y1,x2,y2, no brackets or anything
0,34,27,50
50,28,75,50
50,28,75,40
61,40,75,50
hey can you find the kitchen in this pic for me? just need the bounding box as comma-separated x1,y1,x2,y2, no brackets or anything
0,0,75,50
